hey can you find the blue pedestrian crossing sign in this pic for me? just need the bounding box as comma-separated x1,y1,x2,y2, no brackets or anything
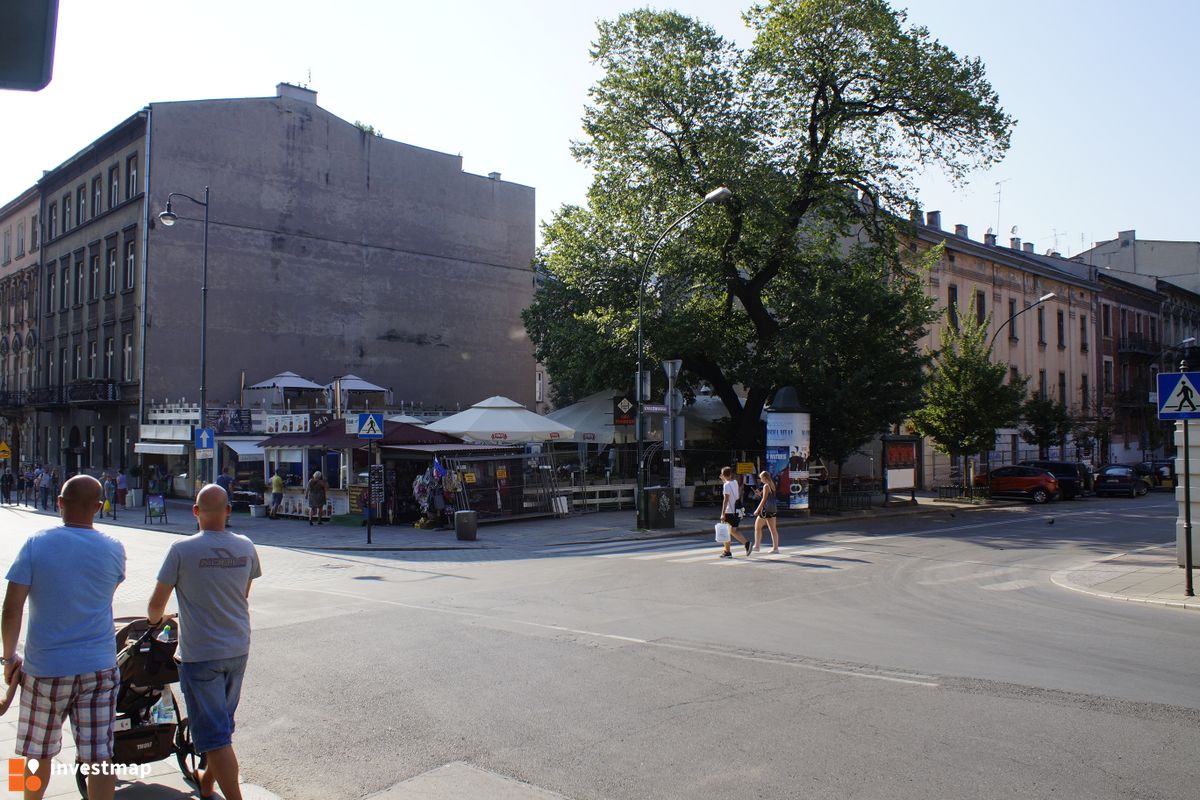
194,427,216,459
1157,372,1200,420
357,413,385,439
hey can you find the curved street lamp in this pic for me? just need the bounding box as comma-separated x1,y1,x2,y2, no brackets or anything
158,187,211,486
635,187,733,527
988,292,1056,350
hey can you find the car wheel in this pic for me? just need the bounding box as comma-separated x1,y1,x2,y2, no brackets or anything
1031,488,1049,504
1136,483,1148,497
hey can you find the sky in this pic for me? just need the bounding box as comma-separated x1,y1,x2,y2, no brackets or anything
1,0,1197,256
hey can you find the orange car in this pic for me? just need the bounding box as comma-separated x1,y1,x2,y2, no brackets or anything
974,465,1059,504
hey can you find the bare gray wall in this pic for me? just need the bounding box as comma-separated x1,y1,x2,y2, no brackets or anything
144,92,536,411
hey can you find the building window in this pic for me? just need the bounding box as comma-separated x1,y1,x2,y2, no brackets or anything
1119,308,1128,339
58,347,66,385
105,247,117,294
59,266,68,310
87,340,96,379
103,425,112,468
1121,363,1130,393
89,254,100,300
535,370,544,403
1082,374,1090,412
76,185,86,225
1103,359,1114,393
15,221,24,257
122,333,133,381
61,194,71,232
30,214,38,250
47,203,56,239
73,344,82,380
124,240,136,289
46,273,55,313
92,176,102,215
109,166,120,208
1009,365,1019,385
1056,310,1065,349
1150,318,1158,346
125,155,138,199
1038,369,1047,400
947,284,959,331
1080,315,1089,352
975,290,985,326
1,229,9,264
1037,307,1046,344
1006,299,1017,340
104,337,114,379
1058,371,1066,406
1102,304,1111,338
73,261,84,305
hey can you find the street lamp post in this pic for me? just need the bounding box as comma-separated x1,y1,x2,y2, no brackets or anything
635,186,733,527
158,187,211,486
988,292,1056,350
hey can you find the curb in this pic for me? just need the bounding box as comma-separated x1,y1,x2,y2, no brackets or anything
1050,545,1200,612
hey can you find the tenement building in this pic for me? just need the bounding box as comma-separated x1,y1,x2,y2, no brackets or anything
4,83,536,481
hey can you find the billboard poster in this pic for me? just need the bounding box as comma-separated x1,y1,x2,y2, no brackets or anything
765,411,811,511
264,413,311,434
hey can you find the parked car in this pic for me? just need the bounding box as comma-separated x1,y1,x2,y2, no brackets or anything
1137,460,1176,488
974,465,1059,504
1019,460,1090,500
1094,465,1150,497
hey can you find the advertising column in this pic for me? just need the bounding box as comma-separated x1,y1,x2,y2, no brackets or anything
766,386,811,513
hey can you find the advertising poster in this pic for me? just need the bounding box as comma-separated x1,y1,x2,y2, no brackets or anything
264,414,312,434
765,411,811,511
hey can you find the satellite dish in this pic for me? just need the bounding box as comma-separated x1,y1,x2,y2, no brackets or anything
1010,225,1019,235
986,227,994,235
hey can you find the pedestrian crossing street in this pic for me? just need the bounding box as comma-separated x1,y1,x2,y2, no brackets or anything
536,537,865,566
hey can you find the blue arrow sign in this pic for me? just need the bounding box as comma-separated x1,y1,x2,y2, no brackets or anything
194,427,215,450
1157,372,1200,420
357,413,385,439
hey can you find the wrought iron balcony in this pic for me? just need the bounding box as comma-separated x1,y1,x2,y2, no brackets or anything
1117,334,1158,356
27,386,68,407
0,391,25,409
67,380,121,404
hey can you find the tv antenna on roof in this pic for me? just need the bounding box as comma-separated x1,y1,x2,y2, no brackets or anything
994,179,1010,235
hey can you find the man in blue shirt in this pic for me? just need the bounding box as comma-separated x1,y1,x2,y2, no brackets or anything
2,475,125,800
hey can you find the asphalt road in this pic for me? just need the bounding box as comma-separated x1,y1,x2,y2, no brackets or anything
2,494,1197,799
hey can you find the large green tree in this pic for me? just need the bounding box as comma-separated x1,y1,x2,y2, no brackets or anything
1020,396,1073,458
910,316,1027,466
524,0,1013,448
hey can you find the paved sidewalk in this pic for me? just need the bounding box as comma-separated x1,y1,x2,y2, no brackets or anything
0,492,994,552
1052,545,1200,611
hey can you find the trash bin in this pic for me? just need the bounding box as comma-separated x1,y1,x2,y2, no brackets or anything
679,485,696,508
640,485,675,529
454,510,478,541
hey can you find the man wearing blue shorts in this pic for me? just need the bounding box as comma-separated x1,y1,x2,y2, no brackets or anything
2,475,125,800
147,484,261,800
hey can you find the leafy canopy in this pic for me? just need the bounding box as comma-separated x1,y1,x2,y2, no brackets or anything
524,0,1013,450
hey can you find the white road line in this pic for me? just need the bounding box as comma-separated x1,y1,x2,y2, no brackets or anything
275,584,939,688
980,579,1039,591
916,567,1018,586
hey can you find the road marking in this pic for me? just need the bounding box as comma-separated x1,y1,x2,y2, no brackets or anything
917,567,1019,586
980,579,1039,591
275,584,939,687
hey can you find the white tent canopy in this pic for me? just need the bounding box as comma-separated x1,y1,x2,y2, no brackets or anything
546,390,623,444
247,371,324,390
386,414,427,426
325,374,387,393
426,396,574,443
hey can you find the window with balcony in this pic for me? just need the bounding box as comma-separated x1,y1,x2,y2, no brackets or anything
104,337,114,379
73,345,82,380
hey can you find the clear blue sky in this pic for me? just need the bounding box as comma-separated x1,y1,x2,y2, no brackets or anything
1,1,1196,254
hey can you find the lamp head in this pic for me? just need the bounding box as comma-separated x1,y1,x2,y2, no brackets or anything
158,202,177,227
703,187,733,204
1038,292,1056,303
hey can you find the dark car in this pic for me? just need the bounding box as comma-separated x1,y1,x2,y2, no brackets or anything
1019,460,1090,500
1094,465,1149,497
974,465,1059,504
1137,460,1176,488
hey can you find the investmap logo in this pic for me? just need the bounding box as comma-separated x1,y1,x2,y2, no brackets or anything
7,758,41,793
7,757,151,791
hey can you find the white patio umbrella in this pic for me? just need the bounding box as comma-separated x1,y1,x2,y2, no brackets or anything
325,374,388,393
247,370,324,390
426,396,574,443
386,414,427,426
546,390,624,444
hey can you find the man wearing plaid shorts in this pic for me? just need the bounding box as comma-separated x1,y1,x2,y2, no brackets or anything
2,475,125,800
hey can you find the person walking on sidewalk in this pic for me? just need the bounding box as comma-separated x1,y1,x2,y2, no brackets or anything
147,484,262,800
752,471,781,553
2,475,126,800
718,466,752,558
305,470,327,525
38,469,53,511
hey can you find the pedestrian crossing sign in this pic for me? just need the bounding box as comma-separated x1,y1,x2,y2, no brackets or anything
357,413,384,439
1157,372,1200,420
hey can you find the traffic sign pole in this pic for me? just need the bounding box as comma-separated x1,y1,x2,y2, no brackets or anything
1184,361,1195,597
1156,368,1196,596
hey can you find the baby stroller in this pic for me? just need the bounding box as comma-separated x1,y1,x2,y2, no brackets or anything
74,616,205,798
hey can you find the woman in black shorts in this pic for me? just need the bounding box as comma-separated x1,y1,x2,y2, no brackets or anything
753,470,780,553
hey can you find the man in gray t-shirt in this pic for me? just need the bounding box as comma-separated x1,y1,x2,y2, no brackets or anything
148,484,261,800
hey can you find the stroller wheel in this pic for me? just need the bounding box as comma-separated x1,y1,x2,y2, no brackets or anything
175,714,207,784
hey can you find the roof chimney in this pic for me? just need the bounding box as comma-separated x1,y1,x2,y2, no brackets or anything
925,210,941,230
910,207,922,224
487,172,501,181
1010,237,1021,251
276,82,317,105
954,224,968,239
984,232,997,246
1022,242,1034,253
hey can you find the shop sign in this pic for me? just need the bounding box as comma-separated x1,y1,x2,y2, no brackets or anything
496,467,508,479
463,471,477,484
735,462,755,475
491,432,508,440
